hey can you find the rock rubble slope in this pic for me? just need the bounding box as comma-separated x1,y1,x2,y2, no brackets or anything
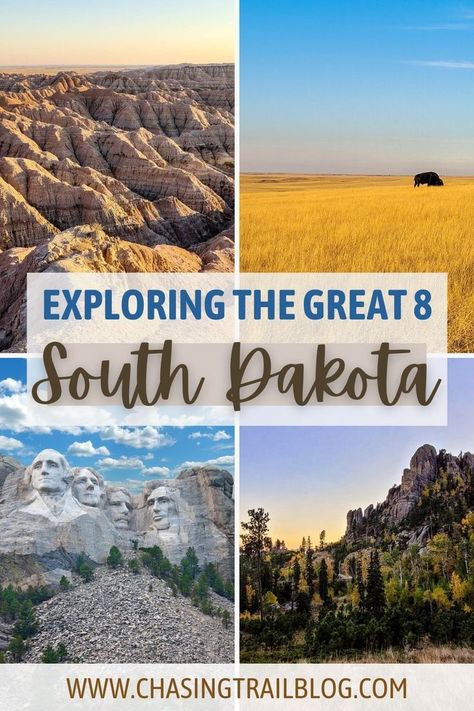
23,565,234,663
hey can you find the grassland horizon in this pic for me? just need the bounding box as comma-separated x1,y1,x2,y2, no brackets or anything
241,174,474,352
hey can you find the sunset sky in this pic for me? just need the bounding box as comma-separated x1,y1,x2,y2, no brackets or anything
0,0,234,67
242,0,474,174
241,359,474,547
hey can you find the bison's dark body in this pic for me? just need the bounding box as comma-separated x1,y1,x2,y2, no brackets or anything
414,171,444,187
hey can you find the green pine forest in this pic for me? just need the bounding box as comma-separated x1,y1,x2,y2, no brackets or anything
240,453,474,663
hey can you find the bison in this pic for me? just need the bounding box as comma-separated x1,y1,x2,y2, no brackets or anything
414,171,444,187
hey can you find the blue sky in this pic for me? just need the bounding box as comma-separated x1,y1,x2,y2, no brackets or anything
0,0,234,66
242,1,474,173
0,359,233,491
241,358,474,545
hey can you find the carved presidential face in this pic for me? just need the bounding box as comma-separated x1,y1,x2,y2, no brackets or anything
73,469,104,507
107,489,132,529
147,487,177,530
31,449,70,494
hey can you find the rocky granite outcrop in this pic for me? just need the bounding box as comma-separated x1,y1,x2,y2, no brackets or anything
346,445,474,544
22,565,234,663
0,449,234,585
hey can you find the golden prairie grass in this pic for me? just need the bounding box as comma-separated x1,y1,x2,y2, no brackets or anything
241,643,474,664
241,174,474,352
320,643,474,664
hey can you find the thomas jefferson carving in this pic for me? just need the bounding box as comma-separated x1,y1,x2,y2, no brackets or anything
73,467,105,508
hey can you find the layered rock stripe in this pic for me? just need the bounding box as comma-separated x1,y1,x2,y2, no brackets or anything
0,65,234,349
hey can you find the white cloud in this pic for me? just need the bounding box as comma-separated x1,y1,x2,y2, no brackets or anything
408,60,474,69
0,390,30,430
0,386,120,433
100,426,176,450
0,382,231,432
119,478,149,493
97,456,145,470
213,430,231,441
67,441,110,457
188,430,231,442
175,454,234,472
117,406,233,427
212,442,234,452
0,378,25,395
142,466,170,477
0,434,23,451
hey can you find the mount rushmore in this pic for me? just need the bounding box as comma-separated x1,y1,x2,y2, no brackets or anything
0,449,234,584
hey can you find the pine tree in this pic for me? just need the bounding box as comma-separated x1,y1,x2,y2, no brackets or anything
181,547,199,580
59,576,71,591
240,572,249,611
293,558,301,590
78,562,94,582
318,559,329,604
128,558,140,575
195,573,210,601
57,643,68,662
8,636,25,662
241,508,270,621
356,559,366,608
13,600,37,638
366,550,385,613
305,546,315,598
292,558,301,611
106,546,123,569
272,567,280,592
41,645,59,663
1,585,19,621
319,530,326,550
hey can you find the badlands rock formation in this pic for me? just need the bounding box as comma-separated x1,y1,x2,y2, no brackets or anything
0,223,234,351
0,65,234,349
0,448,234,585
346,444,474,545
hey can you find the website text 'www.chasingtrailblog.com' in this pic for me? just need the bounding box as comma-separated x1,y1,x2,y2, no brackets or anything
65,675,408,701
